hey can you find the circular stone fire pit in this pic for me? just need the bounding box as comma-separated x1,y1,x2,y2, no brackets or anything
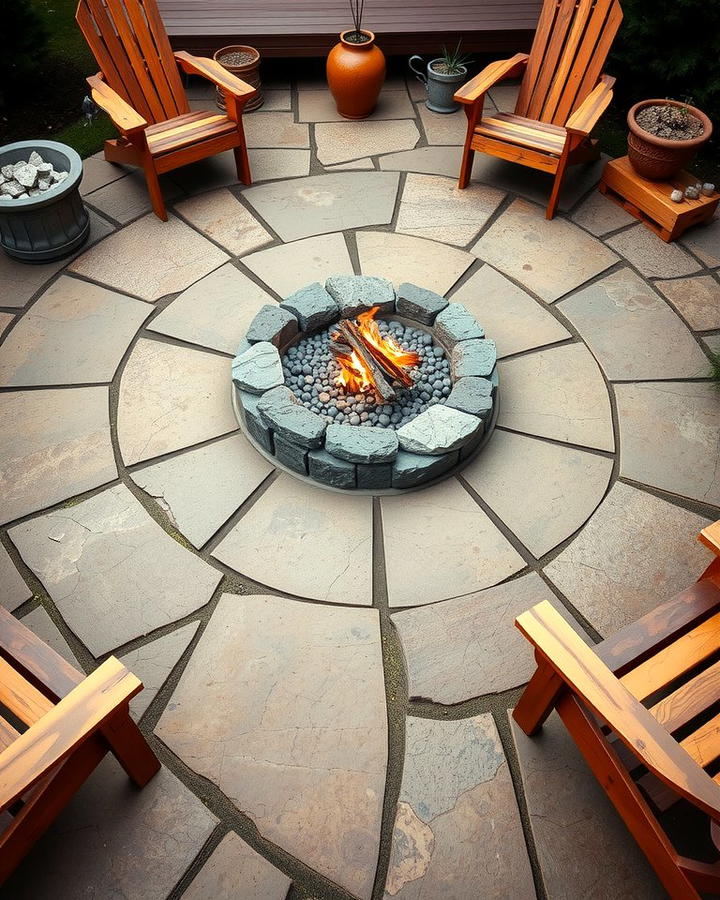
231,276,498,492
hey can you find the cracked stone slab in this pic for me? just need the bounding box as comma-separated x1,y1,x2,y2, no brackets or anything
544,481,711,636
299,88,415,121
680,216,720,267
416,102,468,145
148,263,276,355
242,233,354,299
315,119,420,165
0,275,150,387
472,198,619,302
384,715,534,898
9,484,222,655
118,338,238,466
615,381,720,505
175,188,273,256
605,222,702,278
243,171,400,242
397,404,482,455
558,267,708,380
450,265,570,357
183,832,292,900
69,213,229,302
326,422,399,462
654,274,720,332
357,231,474,296
509,712,663,898
213,473,373,605
393,573,589,704
0,543,32,611
156,594,387,899
498,343,614,451
20,606,82,669
131,433,273,548
396,173,505,246
570,189,637,236
326,274,396,317
0,387,117,525
381,478,525,607
4,758,217,900
245,112,310,149
464,429,613,557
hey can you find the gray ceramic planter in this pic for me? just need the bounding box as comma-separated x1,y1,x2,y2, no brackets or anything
408,56,467,113
0,140,89,263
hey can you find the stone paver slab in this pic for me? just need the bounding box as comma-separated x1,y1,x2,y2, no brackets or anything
487,84,519,112
616,381,720,505
242,232,354,298
250,148,311,181
396,173,505,246
9,483,222,655
381,478,525,607
0,387,116,525
245,112,309,148
0,313,13,337
499,343,614,451
315,120,420,165
324,158,375,170
184,832,291,900
392,572,588,704
148,263,275,355
357,231,473,296
509,712,662,898
558,267,708,380
379,145,467,178
117,338,238,466
131,433,273,547
544,481,711,636
21,606,82,668
606,223,701,278
175,188,273,255
172,149,310,193
213,474,373,605
262,88,292,110
464,429,613,557
654,274,720,331
680,216,720,267
69,213,229,302
156,594,387,900
703,334,720,355
0,543,32,612
0,251,66,309
80,153,130,195
450,265,570,357
243,171,400,242
571,190,636,236
0,275,150,387
384,715,534,899
85,170,182,224
5,759,217,900
472,198,619,302
299,89,415,121
416,102,468,145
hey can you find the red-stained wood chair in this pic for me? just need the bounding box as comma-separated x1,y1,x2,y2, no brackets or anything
454,0,623,219
513,519,720,899
76,0,257,221
0,606,159,885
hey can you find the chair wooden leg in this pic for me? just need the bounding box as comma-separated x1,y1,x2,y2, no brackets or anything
143,157,167,221
233,143,252,185
546,159,568,220
101,708,160,787
458,102,481,190
678,857,720,893
512,656,565,735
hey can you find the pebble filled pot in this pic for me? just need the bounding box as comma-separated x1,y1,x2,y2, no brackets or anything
213,44,263,111
326,1,385,119
0,140,89,263
627,99,713,181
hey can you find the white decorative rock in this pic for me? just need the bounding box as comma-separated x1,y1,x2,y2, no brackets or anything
397,403,482,455
28,151,44,167
14,164,38,189
670,190,684,203
231,341,284,394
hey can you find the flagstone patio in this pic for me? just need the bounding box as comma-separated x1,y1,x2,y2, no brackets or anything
1,66,719,900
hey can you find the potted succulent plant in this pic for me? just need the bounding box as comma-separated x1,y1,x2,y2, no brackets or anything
326,1,386,119
627,99,713,181
408,42,472,114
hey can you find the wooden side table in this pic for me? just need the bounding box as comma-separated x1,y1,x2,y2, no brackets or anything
599,156,718,242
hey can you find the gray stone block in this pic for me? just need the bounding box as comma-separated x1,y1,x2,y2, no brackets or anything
232,342,284,394
397,404,482,455
434,302,485,348
246,304,298,348
325,423,399,464
308,449,356,489
451,339,497,379
446,377,494,420
235,338,253,357
459,426,487,461
281,283,339,331
258,386,326,449
356,463,393,490
396,283,448,325
392,450,459,489
274,434,309,475
237,389,274,453
325,275,395,318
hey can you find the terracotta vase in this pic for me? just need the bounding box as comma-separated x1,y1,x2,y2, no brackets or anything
627,99,713,181
326,30,385,119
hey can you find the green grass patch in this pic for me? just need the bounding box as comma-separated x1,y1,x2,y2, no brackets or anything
54,114,118,158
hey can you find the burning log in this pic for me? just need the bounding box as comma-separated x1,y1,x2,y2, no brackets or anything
331,321,397,402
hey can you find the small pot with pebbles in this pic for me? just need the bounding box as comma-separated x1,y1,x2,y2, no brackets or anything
627,99,713,181
213,45,263,111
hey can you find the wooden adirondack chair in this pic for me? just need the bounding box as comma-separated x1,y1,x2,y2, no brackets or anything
513,519,720,899
76,0,257,221
454,0,623,219
0,606,160,884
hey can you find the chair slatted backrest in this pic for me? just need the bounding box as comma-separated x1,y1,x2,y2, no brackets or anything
76,0,189,125
515,0,623,126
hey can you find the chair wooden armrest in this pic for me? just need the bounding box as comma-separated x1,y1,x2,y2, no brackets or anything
174,51,257,100
87,74,146,136
699,520,720,556
454,53,529,105
515,600,720,820
565,74,615,136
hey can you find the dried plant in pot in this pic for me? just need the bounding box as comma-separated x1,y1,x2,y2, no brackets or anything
409,41,472,114
213,45,263,111
326,1,386,119
627,99,713,181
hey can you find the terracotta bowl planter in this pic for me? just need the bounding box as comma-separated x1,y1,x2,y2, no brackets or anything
627,99,712,181
327,30,386,119
213,44,263,111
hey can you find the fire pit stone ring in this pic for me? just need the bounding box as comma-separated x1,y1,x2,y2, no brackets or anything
231,276,499,493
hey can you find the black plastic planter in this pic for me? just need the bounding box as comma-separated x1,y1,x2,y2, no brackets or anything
0,140,89,263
